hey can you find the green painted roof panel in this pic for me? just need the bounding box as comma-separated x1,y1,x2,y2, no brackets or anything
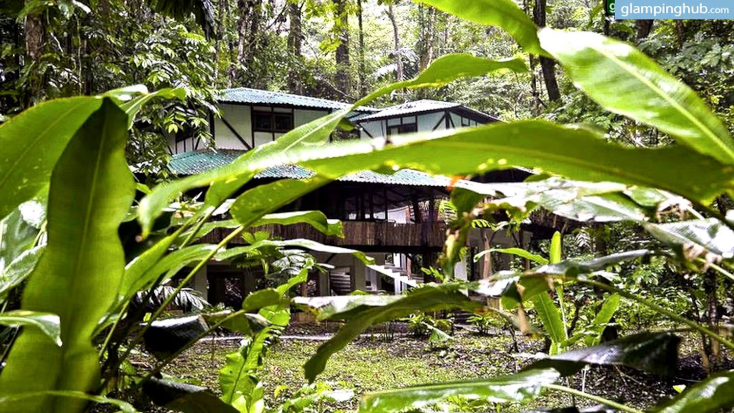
168,150,453,187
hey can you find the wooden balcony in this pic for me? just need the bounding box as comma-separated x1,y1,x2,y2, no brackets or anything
201,221,447,251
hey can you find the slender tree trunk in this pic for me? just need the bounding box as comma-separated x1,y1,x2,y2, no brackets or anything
234,0,252,82
214,0,227,83
386,4,403,84
635,20,654,40
533,0,561,102
357,0,367,96
333,0,350,98
287,1,303,94
418,5,435,71
23,5,44,107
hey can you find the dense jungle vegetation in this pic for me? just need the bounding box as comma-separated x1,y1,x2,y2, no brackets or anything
1,0,734,412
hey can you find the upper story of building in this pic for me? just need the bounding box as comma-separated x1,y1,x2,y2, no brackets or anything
168,87,499,154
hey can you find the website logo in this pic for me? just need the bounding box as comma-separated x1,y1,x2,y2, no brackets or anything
615,0,733,19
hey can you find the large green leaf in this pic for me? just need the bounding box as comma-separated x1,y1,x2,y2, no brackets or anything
0,99,135,413
0,246,44,301
471,177,650,222
253,211,343,237
475,248,549,265
584,293,620,347
143,377,239,413
216,238,373,265
0,200,43,271
358,368,561,412
356,54,527,106
415,0,543,55
0,310,60,346
0,391,136,413
645,219,734,261
532,293,567,355
526,332,680,377
220,289,296,411
0,97,102,220
298,121,732,205
650,370,734,412
304,284,481,382
0,88,172,223
539,29,734,165
294,295,403,322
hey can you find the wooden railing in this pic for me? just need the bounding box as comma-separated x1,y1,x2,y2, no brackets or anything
201,221,446,248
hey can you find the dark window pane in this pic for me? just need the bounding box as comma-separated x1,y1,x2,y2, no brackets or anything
254,113,272,131
274,114,293,131
400,123,417,133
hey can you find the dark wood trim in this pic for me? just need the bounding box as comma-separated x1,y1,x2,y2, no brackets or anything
251,110,294,134
220,115,252,150
362,127,374,139
432,114,446,131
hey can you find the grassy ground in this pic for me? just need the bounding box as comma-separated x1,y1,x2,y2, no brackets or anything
158,323,704,412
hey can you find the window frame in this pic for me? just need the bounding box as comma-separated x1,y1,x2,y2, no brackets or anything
252,111,294,133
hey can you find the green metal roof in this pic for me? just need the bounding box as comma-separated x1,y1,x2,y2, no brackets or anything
169,150,453,187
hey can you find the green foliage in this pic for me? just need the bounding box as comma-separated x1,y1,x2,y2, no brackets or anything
359,368,561,412
0,100,134,413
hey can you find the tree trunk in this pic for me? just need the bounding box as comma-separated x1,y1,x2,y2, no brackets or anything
386,4,403,83
635,20,654,41
234,0,253,82
333,0,350,98
533,0,561,102
287,1,303,94
418,5,435,71
214,0,227,83
357,0,367,96
23,5,44,107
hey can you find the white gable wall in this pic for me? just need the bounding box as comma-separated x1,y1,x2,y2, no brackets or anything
417,112,445,132
202,104,332,154
214,103,252,150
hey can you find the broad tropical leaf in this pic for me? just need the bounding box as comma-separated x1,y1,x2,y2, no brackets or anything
645,219,734,261
215,238,373,265
143,377,238,413
0,391,136,413
584,293,620,346
475,248,549,265
253,211,343,237
415,0,543,55
143,315,208,360
526,332,680,377
304,284,481,382
297,121,733,205
0,310,61,346
532,293,567,355
540,29,734,165
650,370,734,412
0,246,44,301
358,368,561,412
0,100,135,413
0,97,102,220
469,177,650,222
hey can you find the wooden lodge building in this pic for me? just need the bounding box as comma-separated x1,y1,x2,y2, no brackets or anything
168,88,543,306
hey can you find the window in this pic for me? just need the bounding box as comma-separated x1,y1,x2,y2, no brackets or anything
387,123,417,136
253,111,293,133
